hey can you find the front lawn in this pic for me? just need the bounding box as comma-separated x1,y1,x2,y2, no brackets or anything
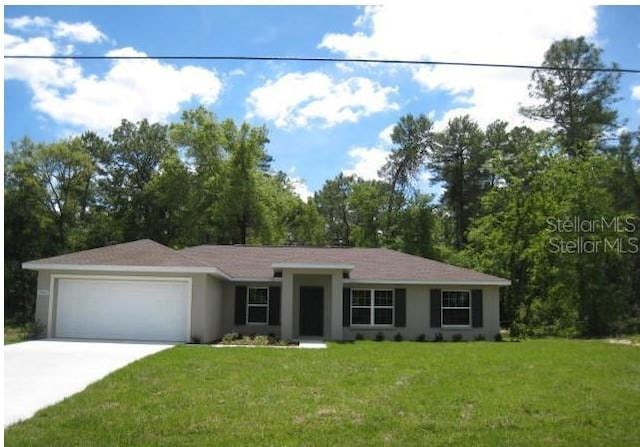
5,340,640,446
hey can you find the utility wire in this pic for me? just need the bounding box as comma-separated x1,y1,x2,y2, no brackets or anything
4,54,640,74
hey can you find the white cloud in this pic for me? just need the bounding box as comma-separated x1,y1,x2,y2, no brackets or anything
5,37,222,132
343,146,390,180
378,123,395,145
54,21,106,43
5,34,83,90
320,3,597,128
229,68,246,77
6,16,106,43
291,177,313,201
246,71,398,128
633,85,640,113
5,16,52,30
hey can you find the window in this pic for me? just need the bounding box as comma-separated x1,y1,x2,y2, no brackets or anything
247,287,269,324
442,290,471,327
351,289,394,326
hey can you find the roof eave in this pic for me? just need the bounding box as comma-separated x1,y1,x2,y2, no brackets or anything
272,262,355,270
21,262,231,280
344,278,511,286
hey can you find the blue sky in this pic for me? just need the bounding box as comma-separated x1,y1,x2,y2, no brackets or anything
5,5,640,199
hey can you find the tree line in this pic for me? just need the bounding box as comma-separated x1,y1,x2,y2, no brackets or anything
5,37,639,336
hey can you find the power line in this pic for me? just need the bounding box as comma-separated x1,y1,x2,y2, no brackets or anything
5,54,640,74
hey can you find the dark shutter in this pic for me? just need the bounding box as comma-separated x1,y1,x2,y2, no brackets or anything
268,287,281,326
472,289,483,328
343,288,351,327
430,289,441,328
234,286,247,325
394,288,406,327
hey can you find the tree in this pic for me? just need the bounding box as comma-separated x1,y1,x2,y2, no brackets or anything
521,37,620,157
349,179,390,247
314,174,356,246
5,139,56,319
170,107,226,244
99,119,175,241
218,120,271,244
430,115,490,249
398,193,437,258
380,114,435,234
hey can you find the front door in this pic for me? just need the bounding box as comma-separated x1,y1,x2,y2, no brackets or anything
299,287,324,337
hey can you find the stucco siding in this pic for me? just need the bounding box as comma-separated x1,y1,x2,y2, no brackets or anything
342,284,500,341
221,281,283,337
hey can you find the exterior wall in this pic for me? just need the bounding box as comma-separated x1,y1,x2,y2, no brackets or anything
342,284,500,341
33,269,222,342
190,274,224,343
33,269,502,343
221,281,282,337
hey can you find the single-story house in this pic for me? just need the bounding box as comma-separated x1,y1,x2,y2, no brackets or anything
23,239,510,342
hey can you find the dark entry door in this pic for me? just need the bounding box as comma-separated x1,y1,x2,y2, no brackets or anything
299,287,324,337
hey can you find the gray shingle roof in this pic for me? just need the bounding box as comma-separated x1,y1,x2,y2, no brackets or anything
24,239,509,284
180,245,508,283
25,239,209,268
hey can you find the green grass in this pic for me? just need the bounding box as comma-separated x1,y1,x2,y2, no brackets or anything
4,322,40,345
5,340,640,446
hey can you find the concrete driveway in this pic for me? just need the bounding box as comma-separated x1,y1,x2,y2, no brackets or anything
4,339,173,427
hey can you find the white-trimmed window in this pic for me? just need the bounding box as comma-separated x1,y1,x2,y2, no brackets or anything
442,290,471,327
351,289,394,326
247,287,269,324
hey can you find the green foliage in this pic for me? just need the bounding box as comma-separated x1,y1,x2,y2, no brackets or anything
4,113,316,320
314,173,355,246
521,37,620,157
375,332,385,342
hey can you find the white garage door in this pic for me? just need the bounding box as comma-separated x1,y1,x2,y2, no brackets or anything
55,277,190,342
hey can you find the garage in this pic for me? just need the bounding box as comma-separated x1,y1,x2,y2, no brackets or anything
53,276,191,342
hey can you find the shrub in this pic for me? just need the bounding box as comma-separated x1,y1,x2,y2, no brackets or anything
416,333,426,342
394,333,403,342
355,333,365,341
252,335,270,345
222,332,240,343
494,332,503,342
375,332,385,342
433,332,443,342
474,334,486,341
452,333,463,342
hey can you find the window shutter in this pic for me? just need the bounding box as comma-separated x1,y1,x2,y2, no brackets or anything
343,288,351,327
394,289,406,327
268,287,281,326
430,289,441,328
234,286,247,325
472,289,483,328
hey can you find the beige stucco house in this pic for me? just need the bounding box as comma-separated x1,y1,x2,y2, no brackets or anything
23,239,510,342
